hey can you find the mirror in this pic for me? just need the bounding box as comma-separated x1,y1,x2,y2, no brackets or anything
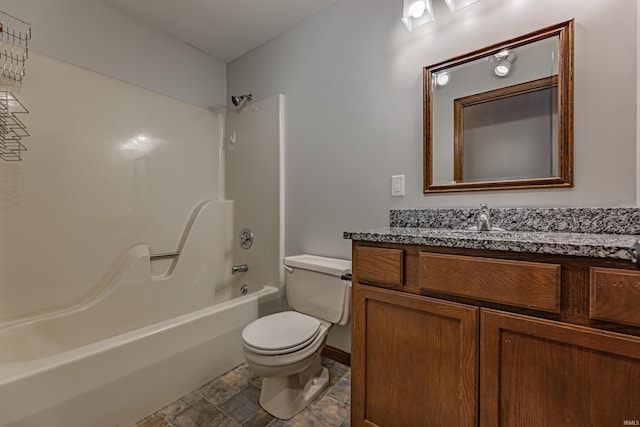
424,20,573,193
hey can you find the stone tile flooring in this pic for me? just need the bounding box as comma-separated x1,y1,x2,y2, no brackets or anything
132,357,351,427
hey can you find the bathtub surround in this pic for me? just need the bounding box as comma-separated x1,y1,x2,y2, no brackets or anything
0,18,288,427
225,94,286,298
0,201,236,361
0,53,226,323
0,51,270,427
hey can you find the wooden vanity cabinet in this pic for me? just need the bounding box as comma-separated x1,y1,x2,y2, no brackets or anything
354,246,404,289
418,252,561,313
481,309,640,426
351,242,640,427
351,284,479,427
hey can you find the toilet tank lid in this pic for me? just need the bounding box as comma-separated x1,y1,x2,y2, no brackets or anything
284,254,351,277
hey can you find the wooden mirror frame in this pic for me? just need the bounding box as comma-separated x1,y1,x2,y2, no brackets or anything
423,20,574,194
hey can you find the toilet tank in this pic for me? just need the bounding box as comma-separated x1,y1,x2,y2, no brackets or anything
283,255,352,325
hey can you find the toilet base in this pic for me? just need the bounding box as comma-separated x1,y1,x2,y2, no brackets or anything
258,353,329,420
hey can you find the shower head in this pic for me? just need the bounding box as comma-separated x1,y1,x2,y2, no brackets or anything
231,94,253,107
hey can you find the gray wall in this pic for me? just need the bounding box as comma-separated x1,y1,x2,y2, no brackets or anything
227,0,638,262
0,0,227,110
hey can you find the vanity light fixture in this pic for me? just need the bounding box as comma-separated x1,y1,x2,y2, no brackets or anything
494,49,509,59
494,53,516,77
444,0,481,13
402,0,480,31
402,0,434,31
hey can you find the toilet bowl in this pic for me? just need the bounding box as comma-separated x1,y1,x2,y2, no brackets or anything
241,255,351,420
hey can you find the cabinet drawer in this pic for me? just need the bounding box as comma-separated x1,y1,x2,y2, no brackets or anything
354,246,403,288
590,267,640,327
419,253,560,313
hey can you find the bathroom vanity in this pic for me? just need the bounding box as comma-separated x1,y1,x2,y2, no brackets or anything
345,208,640,427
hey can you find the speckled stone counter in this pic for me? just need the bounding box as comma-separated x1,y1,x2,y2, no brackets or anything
390,207,640,234
344,208,640,260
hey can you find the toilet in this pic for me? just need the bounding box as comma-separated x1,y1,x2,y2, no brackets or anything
241,254,351,419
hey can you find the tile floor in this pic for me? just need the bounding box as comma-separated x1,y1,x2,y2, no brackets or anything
132,357,351,427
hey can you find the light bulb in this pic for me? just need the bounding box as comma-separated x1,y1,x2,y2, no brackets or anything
408,0,426,18
495,63,510,77
494,53,515,77
436,73,450,86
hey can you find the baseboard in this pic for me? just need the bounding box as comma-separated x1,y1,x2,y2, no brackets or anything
322,345,351,367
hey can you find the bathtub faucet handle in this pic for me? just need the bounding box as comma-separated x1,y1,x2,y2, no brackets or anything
232,264,249,274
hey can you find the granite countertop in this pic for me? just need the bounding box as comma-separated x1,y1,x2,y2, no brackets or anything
343,226,640,261
344,208,640,260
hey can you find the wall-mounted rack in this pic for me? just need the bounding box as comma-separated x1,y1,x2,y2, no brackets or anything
0,91,29,161
0,10,31,83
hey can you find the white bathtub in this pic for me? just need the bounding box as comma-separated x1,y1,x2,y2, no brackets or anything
0,283,279,427
0,200,281,426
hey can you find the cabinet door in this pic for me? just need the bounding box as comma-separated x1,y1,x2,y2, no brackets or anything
481,309,640,426
352,284,478,427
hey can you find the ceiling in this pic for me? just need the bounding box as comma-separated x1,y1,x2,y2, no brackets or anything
104,0,338,63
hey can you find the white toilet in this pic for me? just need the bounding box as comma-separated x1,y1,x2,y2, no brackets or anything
241,254,351,420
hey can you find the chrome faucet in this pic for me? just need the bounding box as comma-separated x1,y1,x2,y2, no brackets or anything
477,204,492,231
232,264,249,274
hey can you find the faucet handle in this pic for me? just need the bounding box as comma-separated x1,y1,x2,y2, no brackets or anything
477,204,492,231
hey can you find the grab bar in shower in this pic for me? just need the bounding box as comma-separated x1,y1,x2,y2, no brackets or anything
150,252,180,260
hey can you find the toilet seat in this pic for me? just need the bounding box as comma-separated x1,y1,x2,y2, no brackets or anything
242,311,321,355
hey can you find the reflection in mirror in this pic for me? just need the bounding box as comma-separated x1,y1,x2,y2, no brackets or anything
455,76,558,183
424,20,573,193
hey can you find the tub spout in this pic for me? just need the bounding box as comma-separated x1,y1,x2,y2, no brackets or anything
232,264,249,274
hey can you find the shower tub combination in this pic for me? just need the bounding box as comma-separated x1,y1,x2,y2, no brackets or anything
0,200,280,427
